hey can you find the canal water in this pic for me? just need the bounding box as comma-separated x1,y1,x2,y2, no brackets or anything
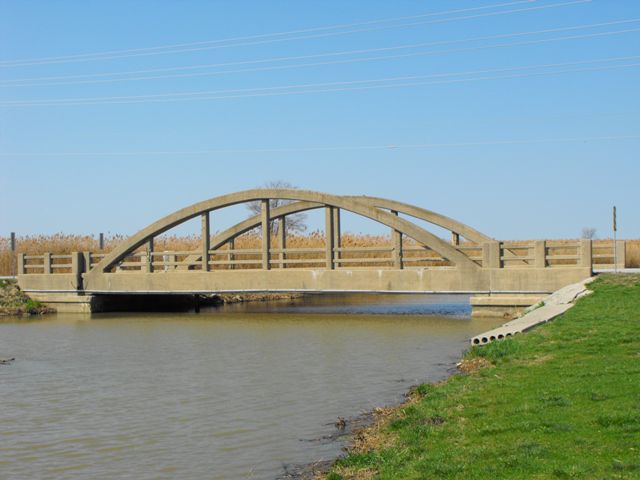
0,294,502,479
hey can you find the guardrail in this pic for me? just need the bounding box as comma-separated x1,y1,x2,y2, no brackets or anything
17,239,623,275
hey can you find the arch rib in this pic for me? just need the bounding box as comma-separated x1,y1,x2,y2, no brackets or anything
177,196,492,268
89,189,481,274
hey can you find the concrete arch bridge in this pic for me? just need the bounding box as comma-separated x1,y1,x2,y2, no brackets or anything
17,189,593,313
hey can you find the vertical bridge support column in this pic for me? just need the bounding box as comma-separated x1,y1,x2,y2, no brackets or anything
325,207,335,269
279,217,286,269
145,239,154,273
201,213,210,271
261,200,271,270
451,232,460,246
392,210,403,269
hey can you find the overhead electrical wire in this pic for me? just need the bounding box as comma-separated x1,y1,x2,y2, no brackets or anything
1,134,637,157
2,55,638,107
1,25,638,87
0,0,590,67
1,18,637,88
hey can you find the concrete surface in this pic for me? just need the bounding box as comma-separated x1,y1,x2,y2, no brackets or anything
471,277,595,345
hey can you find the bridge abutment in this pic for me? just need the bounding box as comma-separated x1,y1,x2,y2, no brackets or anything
469,293,546,319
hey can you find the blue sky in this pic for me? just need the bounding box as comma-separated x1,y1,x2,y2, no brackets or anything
1,0,639,240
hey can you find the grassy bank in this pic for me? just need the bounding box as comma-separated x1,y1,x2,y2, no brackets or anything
327,274,640,479
0,279,54,316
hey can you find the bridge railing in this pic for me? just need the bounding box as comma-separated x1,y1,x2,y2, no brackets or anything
17,239,600,275
498,240,592,268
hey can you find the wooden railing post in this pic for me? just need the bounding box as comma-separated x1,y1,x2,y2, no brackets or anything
482,241,501,268
17,253,25,275
534,240,546,268
44,252,52,274
261,199,271,270
580,239,592,269
201,213,210,272
391,210,403,269
325,206,335,269
279,217,286,269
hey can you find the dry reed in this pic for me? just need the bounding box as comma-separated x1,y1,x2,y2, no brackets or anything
0,234,638,276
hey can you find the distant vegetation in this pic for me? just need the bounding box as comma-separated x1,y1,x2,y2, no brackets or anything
0,234,638,275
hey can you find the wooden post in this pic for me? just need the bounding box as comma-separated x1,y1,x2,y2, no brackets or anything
201,212,210,271
44,252,52,274
391,210,403,269
17,253,25,275
99,232,104,251
261,199,270,270
10,232,16,276
325,207,334,269
580,239,592,269
534,240,546,268
279,217,287,269
333,208,341,268
451,232,460,246
146,238,154,273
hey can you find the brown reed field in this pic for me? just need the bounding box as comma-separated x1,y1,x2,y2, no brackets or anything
0,234,638,275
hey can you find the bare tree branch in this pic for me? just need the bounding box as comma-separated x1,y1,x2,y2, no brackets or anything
246,180,308,235
581,227,597,239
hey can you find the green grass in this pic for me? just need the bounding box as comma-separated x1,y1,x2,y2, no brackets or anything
328,274,640,479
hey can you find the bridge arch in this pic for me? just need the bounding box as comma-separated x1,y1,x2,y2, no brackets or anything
89,189,486,274
204,196,492,252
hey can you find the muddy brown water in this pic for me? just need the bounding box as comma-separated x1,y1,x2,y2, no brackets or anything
0,294,502,479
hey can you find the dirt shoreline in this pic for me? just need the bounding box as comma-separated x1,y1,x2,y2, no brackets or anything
0,279,55,316
277,359,474,480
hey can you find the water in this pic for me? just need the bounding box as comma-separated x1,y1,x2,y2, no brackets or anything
0,294,502,479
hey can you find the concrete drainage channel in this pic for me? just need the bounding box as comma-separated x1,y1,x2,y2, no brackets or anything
471,277,595,346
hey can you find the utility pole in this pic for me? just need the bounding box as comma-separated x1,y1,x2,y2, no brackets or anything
613,206,617,273
10,232,16,277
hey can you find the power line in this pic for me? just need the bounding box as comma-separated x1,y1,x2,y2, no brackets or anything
1,134,638,157
0,0,533,66
2,25,638,88
0,0,589,67
2,18,638,87
2,55,638,106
